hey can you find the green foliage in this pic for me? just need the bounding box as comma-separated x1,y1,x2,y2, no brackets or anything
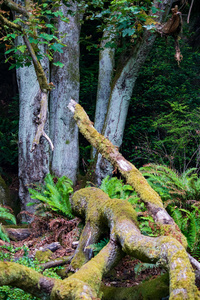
138,215,157,237
140,164,200,205
123,32,200,171
28,173,73,219
0,244,62,299
1,1,68,69
140,163,200,258
0,206,16,242
0,95,18,170
100,175,160,236
134,262,157,277
169,205,200,258
89,237,109,255
88,0,157,42
100,175,137,200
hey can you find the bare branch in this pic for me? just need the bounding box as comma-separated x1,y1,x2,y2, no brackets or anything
4,0,29,17
31,91,54,152
187,0,194,24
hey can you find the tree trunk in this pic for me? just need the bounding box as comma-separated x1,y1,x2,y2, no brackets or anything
17,53,50,216
49,1,83,183
92,30,115,158
95,0,172,185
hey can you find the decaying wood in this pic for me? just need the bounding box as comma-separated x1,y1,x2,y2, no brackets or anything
1,187,198,299
68,99,187,247
40,255,73,271
5,227,32,241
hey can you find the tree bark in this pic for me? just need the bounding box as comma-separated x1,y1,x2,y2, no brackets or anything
49,1,83,183
93,30,115,158
95,0,172,185
17,53,50,216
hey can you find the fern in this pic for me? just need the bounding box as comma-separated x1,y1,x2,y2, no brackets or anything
28,174,73,218
140,164,200,205
169,206,200,258
134,262,157,277
100,175,138,201
89,238,109,255
0,206,16,242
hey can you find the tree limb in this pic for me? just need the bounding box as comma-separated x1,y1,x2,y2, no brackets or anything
4,0,29,17
0,13,21,30
31,91,54,152
68,99,187,248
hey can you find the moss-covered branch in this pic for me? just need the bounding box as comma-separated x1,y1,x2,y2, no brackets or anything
0,261,55,299
0,13,21,30
101,273,169,300
69,187,200,299
0,188,200,299
68,99,187,247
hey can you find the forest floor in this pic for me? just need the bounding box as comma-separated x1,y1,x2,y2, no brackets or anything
0,216,164,289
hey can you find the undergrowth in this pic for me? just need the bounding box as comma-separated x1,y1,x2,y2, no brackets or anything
28,173,74,219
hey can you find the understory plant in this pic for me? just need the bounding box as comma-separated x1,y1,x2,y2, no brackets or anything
169,205,200,258
0,206,16,242
100,175,139,201
140,163,200,258
0,244,62,300
140,164,200,206
28,174,73,219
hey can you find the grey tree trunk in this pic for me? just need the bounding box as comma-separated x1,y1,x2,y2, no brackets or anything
17,56,50,215
95,0,172,185
95,32,157,185
92,30,115,158
50,1,83,183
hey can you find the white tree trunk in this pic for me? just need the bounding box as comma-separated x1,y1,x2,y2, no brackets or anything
92,30,115,158
50,1,83,183
17,56,50,215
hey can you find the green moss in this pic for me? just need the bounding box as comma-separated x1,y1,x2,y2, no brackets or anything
125,167,163,207
160,224,188,249
101,273,169,300
35,250,52,262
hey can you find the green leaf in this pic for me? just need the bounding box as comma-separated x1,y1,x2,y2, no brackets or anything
50,43,64,53
122,28,135,37
39,33,54,41
46,24,56,29
18,45,27,53
53,62,64,68
151,6,158,14
53,11,64,17
5,48,14,55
